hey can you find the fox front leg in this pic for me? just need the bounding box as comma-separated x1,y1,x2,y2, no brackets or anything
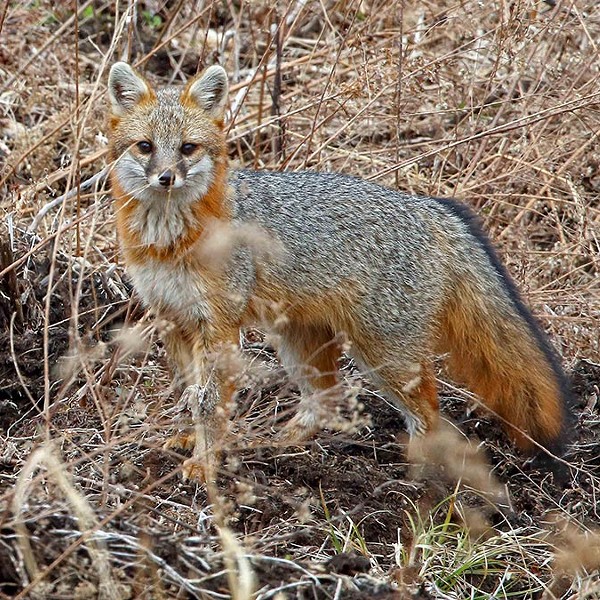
162,324,237,481
176,377,221,482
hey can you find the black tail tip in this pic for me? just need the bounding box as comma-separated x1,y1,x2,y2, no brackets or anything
532,377,575,487
529,432,572,487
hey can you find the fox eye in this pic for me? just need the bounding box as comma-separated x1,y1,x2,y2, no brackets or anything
136,140,153,154
181,142,198,156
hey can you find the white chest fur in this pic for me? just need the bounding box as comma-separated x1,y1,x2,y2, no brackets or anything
130,198,197,248
128,260,211,323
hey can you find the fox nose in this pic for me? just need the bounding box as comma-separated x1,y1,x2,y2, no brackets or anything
158,170,175,188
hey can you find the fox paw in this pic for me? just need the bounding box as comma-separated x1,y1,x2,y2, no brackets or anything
278,412,320,445
181,452,221,482
163,431,196,452
163,439,218,482
181,457,209,482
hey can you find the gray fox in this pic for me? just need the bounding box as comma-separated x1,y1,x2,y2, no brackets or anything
107,61,571,479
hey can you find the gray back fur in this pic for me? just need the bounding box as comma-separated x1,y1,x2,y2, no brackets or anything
230,169,514,342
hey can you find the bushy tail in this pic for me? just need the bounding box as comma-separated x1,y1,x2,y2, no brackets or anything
432,198,572,459
438,277,571,457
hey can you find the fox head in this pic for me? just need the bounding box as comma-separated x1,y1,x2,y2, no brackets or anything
107,62,228,203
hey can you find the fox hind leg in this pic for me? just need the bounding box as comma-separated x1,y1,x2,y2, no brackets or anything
276,322,343,440
352,343,440,437
277,324,440,442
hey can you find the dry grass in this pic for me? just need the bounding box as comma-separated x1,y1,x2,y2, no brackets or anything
1,0,600,598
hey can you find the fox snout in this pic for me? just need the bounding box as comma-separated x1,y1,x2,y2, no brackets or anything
146,161,185,191
157,170,176,188
141,151,215,195
131,139,187,191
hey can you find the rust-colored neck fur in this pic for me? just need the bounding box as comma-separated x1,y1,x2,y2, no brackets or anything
111,155,230,265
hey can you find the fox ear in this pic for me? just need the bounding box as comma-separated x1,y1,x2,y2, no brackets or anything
108,62,154,115
183,65,229,120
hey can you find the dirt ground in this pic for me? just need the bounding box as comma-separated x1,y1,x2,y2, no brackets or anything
1,1,600,599
1,214,599,598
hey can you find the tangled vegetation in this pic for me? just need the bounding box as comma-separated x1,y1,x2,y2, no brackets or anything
1,1,599,598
